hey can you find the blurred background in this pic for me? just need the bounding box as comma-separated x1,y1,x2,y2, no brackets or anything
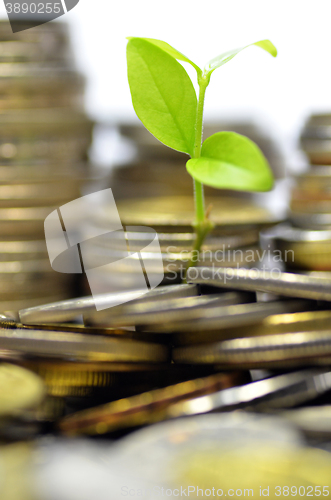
0,0,327,171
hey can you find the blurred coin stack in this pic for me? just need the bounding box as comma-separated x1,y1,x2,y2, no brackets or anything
0,20,93,312
112,122,284,200
264,114,331,272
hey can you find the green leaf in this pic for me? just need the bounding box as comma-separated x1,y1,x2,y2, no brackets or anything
127,38,197,156
205,39,277,75
127,37,202,78
186,132,274,191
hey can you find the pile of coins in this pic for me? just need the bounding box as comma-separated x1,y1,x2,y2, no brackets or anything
262,114,331,272
0,270,328,435
1,27,331,498
1,253,331,494
0,20,93,311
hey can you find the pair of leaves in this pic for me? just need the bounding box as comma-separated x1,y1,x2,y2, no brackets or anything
127,37,276,191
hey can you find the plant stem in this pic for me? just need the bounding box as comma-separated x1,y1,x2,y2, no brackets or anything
185,74,214,276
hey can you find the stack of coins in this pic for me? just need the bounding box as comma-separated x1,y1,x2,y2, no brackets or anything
264,114,331,272
111,122,284,200
0,20,94,311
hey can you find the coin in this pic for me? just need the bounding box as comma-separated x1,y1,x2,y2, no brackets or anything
0,181,83,207
280,406,331,437
105,413,304,493
173,329,331,368
84,291,251,328
19,284,199,324
0,240,47,261
0,206,56,237
0,327,170,363
176,444,331,494
0,363,45,416
174,309,331,345
0,295,71,315
187,266,331,301
289,210,331,229
58,372,245,436
0,442,36,500
0,72,85,109
141,300,307,333
301,114,331,164
168,370,331,417
0,162,89,182
261,224,331,270
113,196,280,229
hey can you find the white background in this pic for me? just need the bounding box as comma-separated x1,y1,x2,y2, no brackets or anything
0,0,330,167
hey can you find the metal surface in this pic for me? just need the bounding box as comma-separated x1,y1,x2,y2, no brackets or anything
187,266,331,301
168,370,331,417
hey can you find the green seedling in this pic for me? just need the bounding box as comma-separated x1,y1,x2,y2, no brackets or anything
126,37,277,269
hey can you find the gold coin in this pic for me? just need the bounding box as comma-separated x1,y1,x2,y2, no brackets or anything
20,360,196,398
59,372,244,436
113,196,280,228
0,442,35,500
0,181,82,207
0,108,93,135
278,240,331,270
176,446,331,494
0,363,45,416
0,206,55,236
0,162,89,182
175,309,331,345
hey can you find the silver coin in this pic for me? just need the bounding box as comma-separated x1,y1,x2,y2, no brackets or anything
262,223,331,243
173,329,331,367
141,300,306,333
280,406,331,437
187,266,331,301
289,210,331,229
168,370,331,417
174,308,331,346
0,295,71,315
85,292,250,328
19,284,199,325
0,328,169,363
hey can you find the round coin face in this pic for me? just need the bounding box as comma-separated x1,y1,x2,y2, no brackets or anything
0,363,45,416
107,413,303,490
